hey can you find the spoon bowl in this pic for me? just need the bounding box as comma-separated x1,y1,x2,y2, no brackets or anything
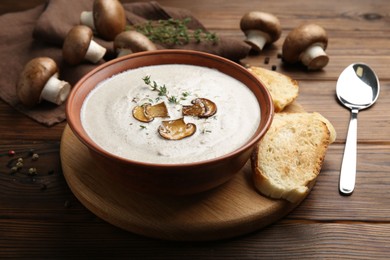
336,63,380,195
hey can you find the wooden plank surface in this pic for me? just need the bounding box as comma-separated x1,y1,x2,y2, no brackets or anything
1,0,390,258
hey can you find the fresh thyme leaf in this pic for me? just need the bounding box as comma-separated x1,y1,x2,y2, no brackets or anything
168,96,178,104
139,125,147,130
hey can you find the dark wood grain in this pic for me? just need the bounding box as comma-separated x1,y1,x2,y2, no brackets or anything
1,0,390,258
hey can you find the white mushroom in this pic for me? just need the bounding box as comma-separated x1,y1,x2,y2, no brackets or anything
16,57,71,107
282,23,329,70
80,0,126,41
62,25,106,65
240,11,281,52
113,31,157,57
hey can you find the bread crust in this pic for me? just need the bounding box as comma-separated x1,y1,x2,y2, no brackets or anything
251,112,332,203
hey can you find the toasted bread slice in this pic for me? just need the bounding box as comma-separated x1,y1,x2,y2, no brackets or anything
248,66,299,112
251,112,332,203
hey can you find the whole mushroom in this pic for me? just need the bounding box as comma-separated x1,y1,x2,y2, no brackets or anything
240,11,281,52
113,31,157,57
282,23,329,70
80,0,126,41
63,25,107,65
17,57,71,107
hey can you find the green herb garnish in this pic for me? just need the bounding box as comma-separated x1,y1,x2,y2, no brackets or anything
142,75,179,104
129,17,218,46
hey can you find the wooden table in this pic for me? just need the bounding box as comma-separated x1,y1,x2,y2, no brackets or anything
1,0,390,258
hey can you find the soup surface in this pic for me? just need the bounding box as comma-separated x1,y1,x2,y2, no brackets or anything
81,64,261,164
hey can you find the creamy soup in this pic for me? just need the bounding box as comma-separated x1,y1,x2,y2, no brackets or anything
81,64,261,164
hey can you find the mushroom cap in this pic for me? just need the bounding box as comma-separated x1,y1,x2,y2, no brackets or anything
16,57,58,107
240,11,282,43
282,23,328,63
93,0,126,41
63,25,93,65
113,31,157,53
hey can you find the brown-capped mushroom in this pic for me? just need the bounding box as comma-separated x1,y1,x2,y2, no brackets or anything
63,25,107,65
132,102,169,122
80,0,126,41
282,23,329,70
158,118,196,140
182,98,217,118
16,57,71,107
114,31,157,57
240,11,281,52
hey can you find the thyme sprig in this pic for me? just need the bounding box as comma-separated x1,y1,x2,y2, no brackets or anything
130,17,218,46
142,75,180,104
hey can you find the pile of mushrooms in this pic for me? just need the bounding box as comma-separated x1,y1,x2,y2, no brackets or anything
240,11,329,70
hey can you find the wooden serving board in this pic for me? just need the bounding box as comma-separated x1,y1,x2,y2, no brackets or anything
60,104,305,241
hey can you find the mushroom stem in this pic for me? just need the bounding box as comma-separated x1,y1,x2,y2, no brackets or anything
117,48,133,57
40,73,71,105
80,11,96,31
244,30,269,52
300,44,329,70
85,40,107,63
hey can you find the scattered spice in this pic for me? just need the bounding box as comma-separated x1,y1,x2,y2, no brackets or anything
264,57,270,64
277,53,283,59
271,65,277,71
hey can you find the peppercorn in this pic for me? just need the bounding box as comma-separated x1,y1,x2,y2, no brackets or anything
15,161,23,169
32,153,39,161
10,166,18,173
28,167,37,176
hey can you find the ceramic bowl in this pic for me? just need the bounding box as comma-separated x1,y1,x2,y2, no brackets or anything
66,50,274,195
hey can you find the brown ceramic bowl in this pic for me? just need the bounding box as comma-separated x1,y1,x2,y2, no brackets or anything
66,50,274,195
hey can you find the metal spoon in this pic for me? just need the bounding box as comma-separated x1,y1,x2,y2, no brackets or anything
336,63,380,195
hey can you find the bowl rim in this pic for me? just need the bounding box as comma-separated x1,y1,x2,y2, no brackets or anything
66,49,274,168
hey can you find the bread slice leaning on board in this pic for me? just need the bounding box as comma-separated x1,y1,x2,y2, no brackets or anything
251,112,336,203
248,66,336,203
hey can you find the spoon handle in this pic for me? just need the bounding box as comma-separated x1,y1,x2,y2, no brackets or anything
339,109,359,195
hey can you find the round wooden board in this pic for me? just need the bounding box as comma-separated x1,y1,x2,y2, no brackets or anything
60,125,300,241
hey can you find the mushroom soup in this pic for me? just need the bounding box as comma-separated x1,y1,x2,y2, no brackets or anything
81,64,261,164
